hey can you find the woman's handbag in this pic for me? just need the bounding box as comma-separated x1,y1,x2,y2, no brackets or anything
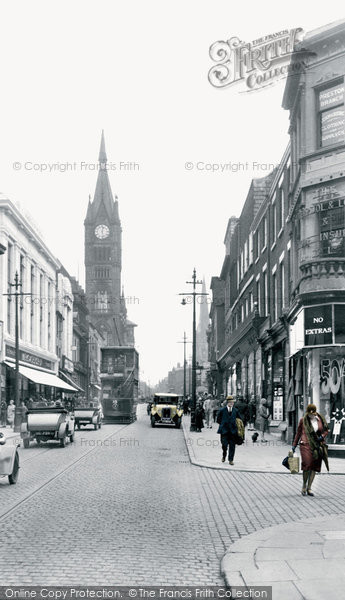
288,450,299,474
282,451,299,473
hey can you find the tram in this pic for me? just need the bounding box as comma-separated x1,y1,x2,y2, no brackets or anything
100,346,139,423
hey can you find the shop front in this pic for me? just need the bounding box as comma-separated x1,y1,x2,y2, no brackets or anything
2,344,78,405
289,303,345,450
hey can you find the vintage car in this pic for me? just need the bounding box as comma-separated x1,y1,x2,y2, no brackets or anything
150,393,183,428
20,407,75,448
0,432,19,484
74,406,102,430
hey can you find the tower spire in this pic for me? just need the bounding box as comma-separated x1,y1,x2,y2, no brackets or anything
99,129,107,164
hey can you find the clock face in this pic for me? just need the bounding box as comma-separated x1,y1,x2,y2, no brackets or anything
95,224,110,239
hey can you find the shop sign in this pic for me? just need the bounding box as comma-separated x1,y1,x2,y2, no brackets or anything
319,83,345,147
305,306,332,346
5,344,54,371
320,357,345,395
62,355,74,373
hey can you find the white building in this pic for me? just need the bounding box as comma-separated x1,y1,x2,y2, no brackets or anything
0,195,76,405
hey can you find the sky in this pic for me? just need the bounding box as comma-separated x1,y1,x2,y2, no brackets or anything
1,1,344,386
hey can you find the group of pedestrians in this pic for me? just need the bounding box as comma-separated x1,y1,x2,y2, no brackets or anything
188,394,331,496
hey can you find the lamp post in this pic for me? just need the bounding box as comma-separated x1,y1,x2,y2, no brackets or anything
4,272,31,432
179,269,208,431
177,332,191,399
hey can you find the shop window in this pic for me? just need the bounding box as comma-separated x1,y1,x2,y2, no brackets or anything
335,305,345,343
319,203,345,256
318,79,345,148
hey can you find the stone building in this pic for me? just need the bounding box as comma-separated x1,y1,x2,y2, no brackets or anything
84,132,136,347
283,20,345,449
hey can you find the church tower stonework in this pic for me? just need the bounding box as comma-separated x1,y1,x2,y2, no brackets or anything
84,132,136,347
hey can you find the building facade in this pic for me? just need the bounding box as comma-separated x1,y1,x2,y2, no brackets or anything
283,21,345,448
0,196,77,407
209,21,345,446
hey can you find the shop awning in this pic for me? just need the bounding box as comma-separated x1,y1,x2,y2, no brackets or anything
59,371,84,392
91,384,101,390
5,361,78,391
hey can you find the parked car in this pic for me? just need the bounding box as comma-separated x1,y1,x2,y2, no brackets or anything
74,406,102,430
0,432,19,484
20,407,75,448
150,393,183,428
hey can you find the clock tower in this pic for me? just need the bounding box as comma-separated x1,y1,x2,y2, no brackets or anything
84,132,135,346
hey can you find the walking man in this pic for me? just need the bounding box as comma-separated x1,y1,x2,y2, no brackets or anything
217,396,239,465
204,394,213,428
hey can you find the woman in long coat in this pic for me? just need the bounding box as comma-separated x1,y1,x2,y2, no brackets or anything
292,403,329,496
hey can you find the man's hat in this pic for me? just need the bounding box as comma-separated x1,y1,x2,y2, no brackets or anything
226,395,234,400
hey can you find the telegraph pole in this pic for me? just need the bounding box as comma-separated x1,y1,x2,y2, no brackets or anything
179,269,208,431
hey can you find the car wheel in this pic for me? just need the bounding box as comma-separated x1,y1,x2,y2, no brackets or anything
23,439,30,449
60,436,67,448
151,417,155,428
9,451,19,485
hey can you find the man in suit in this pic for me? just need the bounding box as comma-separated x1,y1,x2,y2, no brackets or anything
217,396,239,465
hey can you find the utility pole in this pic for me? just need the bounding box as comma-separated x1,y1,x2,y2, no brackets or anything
4,271,31,432
179,269,208,431
177,332,191,399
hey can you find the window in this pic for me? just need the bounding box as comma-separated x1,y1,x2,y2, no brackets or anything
241,304,244,322
7,243,13,334
30,266,35,343
94,246,111,262
262,217,267,249
39,274,44,347
19,255,25,339
94,267,110,279
95,291,108,312
249,233,253,265
287,247,291,300
249,291,253,313
263,270,268,316
48,281,52,351
244,240,248,269
318,80,344,148
272,273,278,322
280,262,285,311
272,200,277,242
256,277,261,315
280,188,285,230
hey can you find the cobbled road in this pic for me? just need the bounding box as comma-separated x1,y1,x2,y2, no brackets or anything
1,405,345,586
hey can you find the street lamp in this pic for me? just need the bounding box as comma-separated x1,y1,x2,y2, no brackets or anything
177,332,191,399
3,271,31,432
179,268,208,431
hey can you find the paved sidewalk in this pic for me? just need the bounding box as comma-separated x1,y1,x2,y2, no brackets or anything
182,415,345,474
220,515,345,599
183,416,345,599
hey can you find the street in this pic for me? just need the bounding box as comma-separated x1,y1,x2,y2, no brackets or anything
1,405,345,587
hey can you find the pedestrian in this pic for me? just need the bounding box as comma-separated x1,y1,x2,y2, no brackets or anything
213,398,220,423
7,399,15,428
20,401,28,422
203,395,213,428
292,403,329,497
235,396,250,427
248,399,257,430
195,402,205,432
259,398,270,442
183,398,189,415
216,395,239,465
0,398,7,427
